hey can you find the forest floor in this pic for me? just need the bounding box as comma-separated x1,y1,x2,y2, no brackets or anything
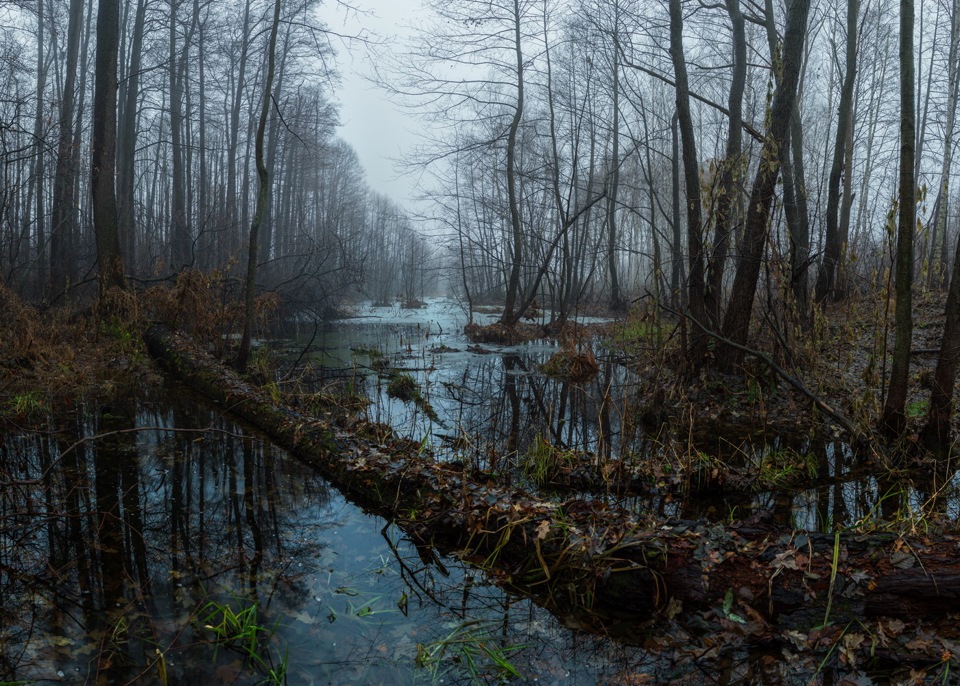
0,285,165,422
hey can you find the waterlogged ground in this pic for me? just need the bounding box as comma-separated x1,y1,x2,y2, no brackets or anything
5,299,960,684
298,298,960,533
0,398,916,686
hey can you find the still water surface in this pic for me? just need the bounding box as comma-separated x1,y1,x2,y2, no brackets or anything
1,389,664,684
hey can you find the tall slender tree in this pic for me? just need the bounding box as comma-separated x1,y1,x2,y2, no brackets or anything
703,0,746,326
815,0,860,304
720,0,811,364
500,0,527,325
117,0,146,278
880,0,917,435
927,0,960,289
50,0,84,298
236,0,282,372
91,0,125,292
669,0,707,364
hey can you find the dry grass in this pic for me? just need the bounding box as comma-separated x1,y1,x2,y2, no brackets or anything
0,272,279,420
143,269,278,356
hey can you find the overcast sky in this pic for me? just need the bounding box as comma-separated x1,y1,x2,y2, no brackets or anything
320,1,426,209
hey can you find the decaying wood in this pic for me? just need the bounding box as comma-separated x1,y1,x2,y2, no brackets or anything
144,324,960,629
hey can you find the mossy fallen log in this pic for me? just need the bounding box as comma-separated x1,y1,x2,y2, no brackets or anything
144,324,960,630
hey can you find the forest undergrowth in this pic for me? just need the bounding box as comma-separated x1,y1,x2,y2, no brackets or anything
0,271,277,425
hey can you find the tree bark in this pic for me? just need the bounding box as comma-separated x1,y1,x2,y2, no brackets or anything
226,0,252,258
194,0,209,268
703,0,746,326
28,0,47,297
926,0,960,290
500,0,527,325
720,0,811,366
880,0,916,436
50,0,84,299
921,225,960,450
921,0,960,448
117,0,146,280
669,0,707,365
606,8,626,312
787,102,812,316
168,0,200,272
815,0,860,304
91,0,125,292
671,112,683,309
235,0,281,372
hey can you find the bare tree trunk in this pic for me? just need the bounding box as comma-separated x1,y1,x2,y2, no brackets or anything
236,0,281,372
815,0,859,304
787,102,812,315
258,17,292,273
704,0,746,326
880,0,917,436
720,0,811,366
454,158,474,323
50,0,84,299
117,0,146,280
670,111,683,309
639,99,665,301
195,0,209,267
226,0,252,257
606,7,625,312
168,0,200,271
91,0,125,292
168,0,188,270
28,0,47,296
669,0,707,364
921,222,960,450
542,1,575,327
500,0,526,325
927,0,960,290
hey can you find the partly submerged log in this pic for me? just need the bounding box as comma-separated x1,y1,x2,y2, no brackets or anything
144,324,960,629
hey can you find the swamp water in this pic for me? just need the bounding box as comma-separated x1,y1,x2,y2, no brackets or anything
3,297,958,684
300,299,960,531
1,392,654,684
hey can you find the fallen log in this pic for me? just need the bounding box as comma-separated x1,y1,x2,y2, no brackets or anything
144,324,960,630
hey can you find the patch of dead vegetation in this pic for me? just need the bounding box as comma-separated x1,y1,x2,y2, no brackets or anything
0,286,159,421
0,271,280,422
541,342,599,381
464,319,611,345
604,290,958,449
143,268,279,357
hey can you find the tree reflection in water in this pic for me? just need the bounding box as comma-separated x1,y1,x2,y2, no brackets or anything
0,389,665,684
0,392,330,683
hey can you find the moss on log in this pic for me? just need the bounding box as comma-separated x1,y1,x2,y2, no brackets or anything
144,324,960,629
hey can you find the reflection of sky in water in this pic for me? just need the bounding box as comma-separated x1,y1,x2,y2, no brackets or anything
5,303,954,682
314,298,641,465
